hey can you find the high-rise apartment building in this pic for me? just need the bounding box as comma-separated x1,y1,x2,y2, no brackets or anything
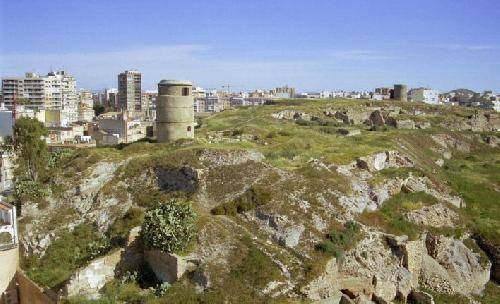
118,70,141,112
1,78,25,109
1,71,77,117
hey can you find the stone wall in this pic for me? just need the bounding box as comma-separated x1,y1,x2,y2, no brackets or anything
145,250,187,284
64,249,123,299
0,246,18,296
16,271,56,304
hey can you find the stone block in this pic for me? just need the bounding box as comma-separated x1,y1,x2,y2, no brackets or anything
145,250,187,283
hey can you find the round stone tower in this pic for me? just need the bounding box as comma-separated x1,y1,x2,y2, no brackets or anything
156,80,194,142
393,84,408,102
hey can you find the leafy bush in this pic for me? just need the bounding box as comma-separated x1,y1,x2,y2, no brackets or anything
154,282,172,297
86,238,112,260
141,200,197,253
316,221,362,259
212,186,271,216
14,179,51,200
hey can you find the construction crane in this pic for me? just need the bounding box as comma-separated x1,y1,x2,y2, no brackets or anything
221,84,233,93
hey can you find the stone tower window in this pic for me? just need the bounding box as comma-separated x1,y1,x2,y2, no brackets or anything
187,126,192,132
182,87,190,96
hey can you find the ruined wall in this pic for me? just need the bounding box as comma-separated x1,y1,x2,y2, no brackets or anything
16,271,56,304
0,246,18,296
145,250,187,283
64,249,123,299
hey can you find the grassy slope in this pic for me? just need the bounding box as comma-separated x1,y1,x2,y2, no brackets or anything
21,99,499,302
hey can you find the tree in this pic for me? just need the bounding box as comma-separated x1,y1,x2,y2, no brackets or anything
7,117,49,182
93,104,106,117
141,200,197,253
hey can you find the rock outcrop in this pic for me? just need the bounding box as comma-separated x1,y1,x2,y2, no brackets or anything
406,204,457,228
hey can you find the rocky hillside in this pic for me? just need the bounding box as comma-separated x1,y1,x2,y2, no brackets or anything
16,99,500,303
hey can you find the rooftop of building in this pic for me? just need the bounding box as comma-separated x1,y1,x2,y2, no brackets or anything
158,79,192,86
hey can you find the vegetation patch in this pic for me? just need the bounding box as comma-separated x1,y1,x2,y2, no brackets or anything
358,192,438,239
315,221,362,259
230,240,283,289
211,185,271,216
108,207,144,246
22,224,112,289
141,200,197,254
439,153,500,245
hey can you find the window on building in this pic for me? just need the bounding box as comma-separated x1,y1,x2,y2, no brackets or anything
182,87,190,96
187,126,192,132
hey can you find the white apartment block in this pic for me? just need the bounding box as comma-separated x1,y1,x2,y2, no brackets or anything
409,88,440,104
1,71,78,121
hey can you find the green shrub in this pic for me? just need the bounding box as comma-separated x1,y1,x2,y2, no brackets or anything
212,186,271,216
316,221,362,259
23,224,111,288
15,179,51,200
358,191,437,239
230,241,282,289
108,208,144,246
141,200,197,253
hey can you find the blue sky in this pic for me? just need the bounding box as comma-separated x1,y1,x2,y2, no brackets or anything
1,0,499,92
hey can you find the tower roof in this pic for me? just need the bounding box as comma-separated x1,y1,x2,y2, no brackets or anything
158,79,192,86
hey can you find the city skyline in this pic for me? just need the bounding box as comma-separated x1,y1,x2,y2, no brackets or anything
1,0,499,92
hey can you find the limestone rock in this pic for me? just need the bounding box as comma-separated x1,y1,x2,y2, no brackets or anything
396,119,416,129
339,294,355,304
431,134,471,153
200,149,264,167
475,236,500,283
422,234,491,294
302,258,340,300
386,117,416,129
368,110,385,126
416,121,431,129
356,151,413,172
468,112,489,132
337,128,361,137
406,204,457,228
483,135,499,148
409,290,435,304
64,249,123,299
145,250,189,284
275,224,305,248
333,110,370,125
402,175,465,208
372,277,397,303
272,110,311,120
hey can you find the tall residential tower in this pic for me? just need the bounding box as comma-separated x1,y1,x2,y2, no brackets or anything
118,70,141,113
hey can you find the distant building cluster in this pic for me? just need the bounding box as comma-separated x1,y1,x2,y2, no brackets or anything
1,69,499,156
440,89,500,112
